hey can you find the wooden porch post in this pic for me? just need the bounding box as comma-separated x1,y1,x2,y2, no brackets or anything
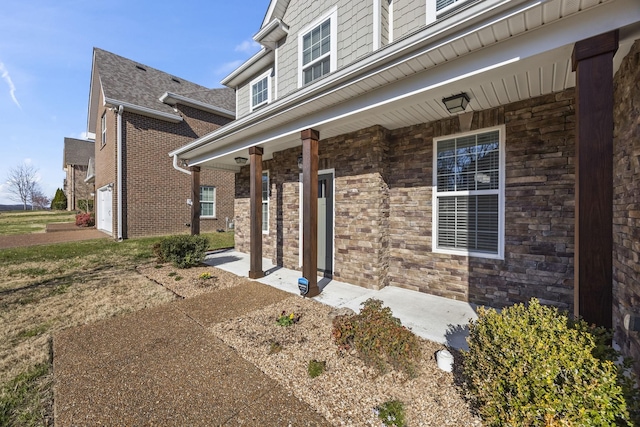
189,166,201,236
571,30,618,328
249,146,264,279
302,129,320,297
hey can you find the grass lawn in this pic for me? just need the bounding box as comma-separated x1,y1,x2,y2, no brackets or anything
0,211,76,236
0,231,234,426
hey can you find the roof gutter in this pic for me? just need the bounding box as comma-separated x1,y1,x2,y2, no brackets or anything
172,154,192,175
159,92,235,119
104,97,183,123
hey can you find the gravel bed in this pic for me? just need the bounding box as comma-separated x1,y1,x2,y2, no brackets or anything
139,264,482,425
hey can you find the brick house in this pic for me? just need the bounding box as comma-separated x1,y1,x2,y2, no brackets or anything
87,48,236,239
63,137,94,211
171,1,640,365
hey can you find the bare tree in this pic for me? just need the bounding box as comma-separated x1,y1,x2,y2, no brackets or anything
5,163,39,210
30,186,51,210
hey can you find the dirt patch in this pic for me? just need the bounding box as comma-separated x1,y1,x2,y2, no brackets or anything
137,263,248,298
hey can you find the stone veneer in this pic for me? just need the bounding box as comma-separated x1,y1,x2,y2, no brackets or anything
613,39,640,372
235,89,576,309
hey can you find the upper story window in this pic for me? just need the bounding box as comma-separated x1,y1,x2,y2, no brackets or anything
436,0,469,15
432,127,505,259
250,70,271,111
298,7,337,87
101,112,107,147
200,186,216,218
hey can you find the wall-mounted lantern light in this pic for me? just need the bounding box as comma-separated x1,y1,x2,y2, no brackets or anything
442,92,470,114
297,154,303,170
235,157,248,165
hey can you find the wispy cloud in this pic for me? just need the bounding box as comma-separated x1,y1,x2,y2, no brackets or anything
215,59,245,77
0,62,21,109
234,39,260,54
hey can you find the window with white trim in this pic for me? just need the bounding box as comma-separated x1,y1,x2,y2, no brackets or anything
250,70,271,111
262,171,269,233
101,112,107,147
433,127,504,258
200,186,216,218
298,8,337,86
436,0,471,15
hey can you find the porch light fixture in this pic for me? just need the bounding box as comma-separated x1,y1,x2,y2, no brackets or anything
235,157,248,165
297,154,303,170
442,92,470,114
181,159,189,167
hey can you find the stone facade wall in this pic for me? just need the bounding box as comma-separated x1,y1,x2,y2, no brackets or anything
235,90,576,308
613,39,640,371
112,105,233,239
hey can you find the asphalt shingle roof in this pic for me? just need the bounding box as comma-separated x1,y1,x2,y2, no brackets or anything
94,48,235,116
63,138,94,167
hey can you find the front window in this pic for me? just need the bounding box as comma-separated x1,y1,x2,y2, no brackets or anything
250,70,271,111
262,171,269,233
299,8,337,86
101,113,107,147
200,186,216,218
433,127,504,259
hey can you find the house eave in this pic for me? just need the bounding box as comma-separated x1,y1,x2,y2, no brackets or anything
159,92,235,119
103,97,184,123
220,49,275,88
253,18,289,50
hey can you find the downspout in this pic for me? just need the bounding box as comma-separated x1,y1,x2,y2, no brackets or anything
172,155,192,175
116,105,124,241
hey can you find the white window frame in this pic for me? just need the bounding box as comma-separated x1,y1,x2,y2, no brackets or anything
250,69,272,111
101,112,107,147
432,125,505,260
297,7,338,87
262,171,269,234
435,0,472,17
200,185,216,218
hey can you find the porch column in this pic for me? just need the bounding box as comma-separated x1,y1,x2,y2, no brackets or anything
249,146,264,279
571,30,618,328
189,166,201,236
302,129,320,297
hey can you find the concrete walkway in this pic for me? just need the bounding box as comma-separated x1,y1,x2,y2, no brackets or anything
204,249,479,350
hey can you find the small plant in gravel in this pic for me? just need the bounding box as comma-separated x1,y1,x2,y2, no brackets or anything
268,340,282,354
332,299,421,377
199,272,212,280
174,275,183,281
276,311,300,327
375,399,406,427
307,359,326,378
168,272,177,277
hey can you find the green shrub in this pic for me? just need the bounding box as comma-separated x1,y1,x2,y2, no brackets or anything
307,359,326,378
375,399,406,427
152,235,209,268
331,299,421,377
50,188,67,210
463,298,639,426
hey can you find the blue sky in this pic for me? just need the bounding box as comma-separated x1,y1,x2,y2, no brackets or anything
0,0,267,205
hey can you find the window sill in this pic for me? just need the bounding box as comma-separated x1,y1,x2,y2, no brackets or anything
200,216,217,220
433,247,503,261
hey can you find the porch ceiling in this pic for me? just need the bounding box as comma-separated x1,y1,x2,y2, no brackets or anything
181,0,640,171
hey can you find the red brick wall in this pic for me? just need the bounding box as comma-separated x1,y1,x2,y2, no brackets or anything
120,106,234,238
235,89,576,309
94,93,117,235
613,39,640,372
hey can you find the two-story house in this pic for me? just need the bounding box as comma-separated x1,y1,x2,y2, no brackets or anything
87,48,236,239
171,0,640,367
63,137,95,211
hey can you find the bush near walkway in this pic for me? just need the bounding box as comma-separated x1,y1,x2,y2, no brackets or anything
153,234,209,268
463,298,640,426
